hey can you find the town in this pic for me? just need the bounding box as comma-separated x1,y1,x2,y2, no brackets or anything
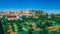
0,10,60,34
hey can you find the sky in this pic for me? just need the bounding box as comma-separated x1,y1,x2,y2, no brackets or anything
0,0,60,14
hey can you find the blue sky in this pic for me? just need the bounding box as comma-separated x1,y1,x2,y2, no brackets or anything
0,0,60,13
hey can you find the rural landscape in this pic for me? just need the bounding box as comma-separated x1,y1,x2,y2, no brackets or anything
0,10,60,34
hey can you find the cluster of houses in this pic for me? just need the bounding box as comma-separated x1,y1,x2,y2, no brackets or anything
0,10,60,20
0,10,36,20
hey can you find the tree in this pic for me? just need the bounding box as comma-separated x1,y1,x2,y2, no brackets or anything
0,18,4,34
2,15,6,20
42,28,49,34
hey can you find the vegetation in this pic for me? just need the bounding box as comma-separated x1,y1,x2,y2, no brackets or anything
1,10,60,34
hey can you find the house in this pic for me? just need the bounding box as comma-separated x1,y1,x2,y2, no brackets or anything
6,14,20,20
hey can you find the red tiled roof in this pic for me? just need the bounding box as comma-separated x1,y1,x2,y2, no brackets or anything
7,15,16,18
